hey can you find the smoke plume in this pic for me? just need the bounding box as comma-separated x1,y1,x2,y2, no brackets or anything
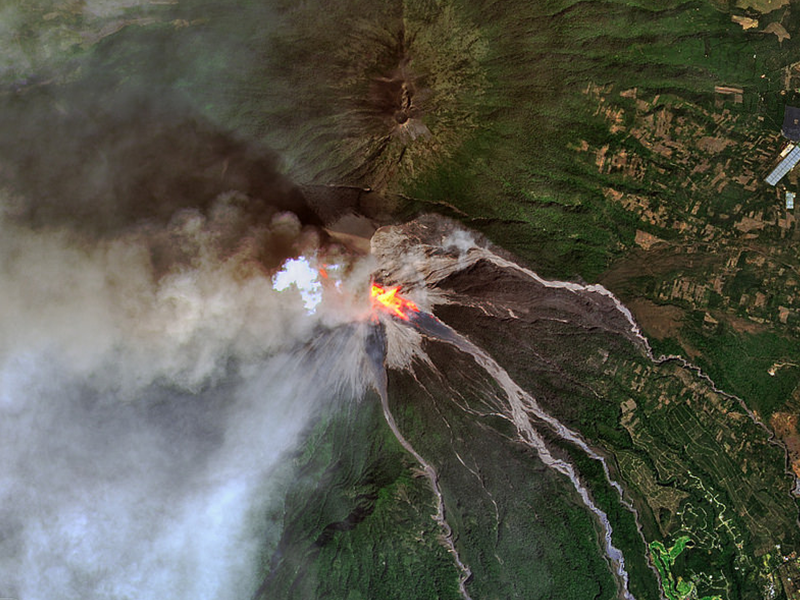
0,82,376,599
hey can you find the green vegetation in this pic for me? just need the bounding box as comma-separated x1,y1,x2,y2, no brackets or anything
556,435,662,600
433,264,800,600
255,392,462,599
682,316,800,416
650,537,722,600
395,0,796,278
388,344,620,599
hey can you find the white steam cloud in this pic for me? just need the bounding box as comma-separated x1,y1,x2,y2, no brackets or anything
0,190,377,599
273,257,324,311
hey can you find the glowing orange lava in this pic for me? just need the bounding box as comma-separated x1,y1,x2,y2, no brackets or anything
370,283,419,321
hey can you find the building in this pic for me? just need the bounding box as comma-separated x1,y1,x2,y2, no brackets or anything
765,144,800,186
787,191,795,210
783,106,800,141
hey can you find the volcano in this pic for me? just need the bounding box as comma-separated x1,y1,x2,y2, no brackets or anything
3,1,800,599
252,216,644,599
252,216,796,600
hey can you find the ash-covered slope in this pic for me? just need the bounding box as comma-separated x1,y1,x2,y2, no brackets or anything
261,215,799,600
375,216,800,600
371,216,655,600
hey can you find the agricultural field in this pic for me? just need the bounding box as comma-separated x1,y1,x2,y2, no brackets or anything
430,253,800,600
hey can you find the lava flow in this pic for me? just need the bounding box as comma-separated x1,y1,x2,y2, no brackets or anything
370,283,419,321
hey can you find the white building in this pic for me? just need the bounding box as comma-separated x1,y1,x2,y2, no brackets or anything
766,145,800,186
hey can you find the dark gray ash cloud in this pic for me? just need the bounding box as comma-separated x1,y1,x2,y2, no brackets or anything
0,22,378,598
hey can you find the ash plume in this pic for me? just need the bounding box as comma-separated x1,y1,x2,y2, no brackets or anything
0,82,377,599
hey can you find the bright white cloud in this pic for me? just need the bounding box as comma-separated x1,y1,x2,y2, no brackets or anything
273,257,323,311
0,195,379,600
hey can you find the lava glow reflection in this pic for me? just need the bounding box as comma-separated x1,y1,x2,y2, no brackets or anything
370,283,419,321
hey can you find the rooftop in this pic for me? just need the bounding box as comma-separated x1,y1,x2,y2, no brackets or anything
782,106,800,141
766,145,800,186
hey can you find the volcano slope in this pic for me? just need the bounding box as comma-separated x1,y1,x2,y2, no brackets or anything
260,216,800,600
4,0,800,598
